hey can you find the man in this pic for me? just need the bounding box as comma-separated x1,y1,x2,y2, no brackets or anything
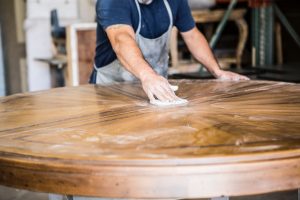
90,0,249,102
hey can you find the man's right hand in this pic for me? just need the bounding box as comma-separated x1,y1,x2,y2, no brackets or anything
105,25,180,102
140,72,181,102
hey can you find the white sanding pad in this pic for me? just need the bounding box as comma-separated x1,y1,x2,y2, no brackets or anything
170,85,179,92
150,85,188,107
150,98,188,107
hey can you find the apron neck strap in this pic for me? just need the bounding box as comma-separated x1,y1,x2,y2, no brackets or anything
134,0,173,35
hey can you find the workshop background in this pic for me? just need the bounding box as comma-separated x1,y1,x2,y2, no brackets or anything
0,0,299,97
0,0,299,199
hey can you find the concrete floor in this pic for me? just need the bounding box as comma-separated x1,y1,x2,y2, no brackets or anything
0,186,298,200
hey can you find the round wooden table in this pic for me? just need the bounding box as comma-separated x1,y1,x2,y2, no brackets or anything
0,80,299,199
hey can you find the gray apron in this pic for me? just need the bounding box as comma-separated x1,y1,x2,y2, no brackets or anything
94,0,173,84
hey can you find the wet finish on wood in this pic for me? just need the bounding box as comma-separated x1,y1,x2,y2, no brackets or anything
0,80,299,199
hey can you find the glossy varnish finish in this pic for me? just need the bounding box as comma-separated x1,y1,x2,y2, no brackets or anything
0,80,299,199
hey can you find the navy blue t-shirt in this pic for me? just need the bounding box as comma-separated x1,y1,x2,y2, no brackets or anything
94,0,195,68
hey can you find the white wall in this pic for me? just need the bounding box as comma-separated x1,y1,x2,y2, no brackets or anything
0,24,5,96
78,0,96,22
25,0,96,92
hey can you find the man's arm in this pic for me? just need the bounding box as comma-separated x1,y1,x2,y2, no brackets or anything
106,24,180,101
181,27,249,81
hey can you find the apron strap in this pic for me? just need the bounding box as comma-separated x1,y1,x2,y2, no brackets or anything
134,0,143,34
134,0,173,35
163,0,173,30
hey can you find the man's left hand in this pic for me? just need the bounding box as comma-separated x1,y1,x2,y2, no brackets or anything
215,70,250,81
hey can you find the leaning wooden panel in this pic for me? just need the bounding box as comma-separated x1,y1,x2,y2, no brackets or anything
0,80,299,199
66,23,97,86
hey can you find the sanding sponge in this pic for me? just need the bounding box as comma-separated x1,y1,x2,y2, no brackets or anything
150,98,188,106
150,85,189,107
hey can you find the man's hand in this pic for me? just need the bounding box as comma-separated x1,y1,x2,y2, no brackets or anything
140,71,181,102
215,70,250,81
106,25,182,102
181,28,250,82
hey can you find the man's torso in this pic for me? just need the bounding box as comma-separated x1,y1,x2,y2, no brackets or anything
94,0,195,68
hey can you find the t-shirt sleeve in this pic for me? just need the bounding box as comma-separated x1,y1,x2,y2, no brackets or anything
174,0,195,32
96,0,133,30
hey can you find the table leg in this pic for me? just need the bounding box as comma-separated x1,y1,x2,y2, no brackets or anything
49,64,65,88
275,22,283,65
235,18,248,68
48,194,64,200
72,198,175,200
170,27,179,68
211,197,229,200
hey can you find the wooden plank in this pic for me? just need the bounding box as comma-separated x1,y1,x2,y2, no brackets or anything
0,80,299,198
192,9,247,23
77,30,96,85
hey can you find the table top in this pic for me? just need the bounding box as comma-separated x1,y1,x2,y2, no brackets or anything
0,80,299,199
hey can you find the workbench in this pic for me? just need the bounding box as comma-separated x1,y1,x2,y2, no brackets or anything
170,9,248,69
0,80,299,199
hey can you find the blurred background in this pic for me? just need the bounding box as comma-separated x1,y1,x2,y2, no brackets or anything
0,0,299,97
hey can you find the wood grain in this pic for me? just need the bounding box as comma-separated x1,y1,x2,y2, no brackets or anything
0,80,299,199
